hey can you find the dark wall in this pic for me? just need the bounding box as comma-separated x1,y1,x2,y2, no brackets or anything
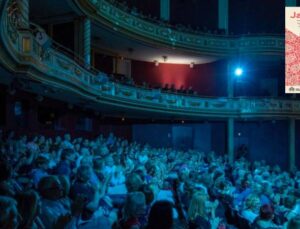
233,59,285,97
170,0,218,30
52,22,74,52
229,0,285,34
132,121,293,169
235,121,289,169
1,86,132,140
131,60,228,96
93,53,114,74
132,122,226,155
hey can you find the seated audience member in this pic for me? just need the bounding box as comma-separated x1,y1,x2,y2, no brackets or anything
125,173,143,193
54,148,75,176
188,191,221,229
241,194,261,223
30,155,49,188
70,165,95,203
255,204,282,229
0,195,20,229
16,190,45,229
146,200,173,229
120,192,147,229
0,161,16,197
286,217,300,229
38,176,72,228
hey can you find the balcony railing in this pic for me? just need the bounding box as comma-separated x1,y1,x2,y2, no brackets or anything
74,0,284,56
0,0,298,118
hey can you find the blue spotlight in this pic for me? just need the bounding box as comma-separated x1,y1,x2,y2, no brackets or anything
234,67,243,77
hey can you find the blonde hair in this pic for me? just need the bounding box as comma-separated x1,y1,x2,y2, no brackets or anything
188,192,208,220
245,194,260,210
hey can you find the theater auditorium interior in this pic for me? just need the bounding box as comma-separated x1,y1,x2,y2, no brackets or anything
0,0,300,228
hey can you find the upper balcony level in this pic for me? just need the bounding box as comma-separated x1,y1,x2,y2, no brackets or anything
72,0,284,57
0,0,298,120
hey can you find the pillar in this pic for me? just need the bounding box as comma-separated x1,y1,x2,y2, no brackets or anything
17,0,29,29
218,0,229,34
83,18,91,67
289,118,296,171
286,0,297,6
227,61,234,97
160,0,170,21
74,17,91,67
227,118,234,164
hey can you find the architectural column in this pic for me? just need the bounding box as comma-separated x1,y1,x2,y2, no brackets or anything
227,61,234,97
74,17,91,67
227,118,234,164
218,0,229,34
83,18,91,67
286,0,297,6
17,0,30,29
289,118,296,171
160,0,170,21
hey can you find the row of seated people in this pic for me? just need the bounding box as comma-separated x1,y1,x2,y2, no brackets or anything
93,72,198,96
0,130,300,228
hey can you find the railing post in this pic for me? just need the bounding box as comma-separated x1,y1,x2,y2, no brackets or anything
227,117,234,163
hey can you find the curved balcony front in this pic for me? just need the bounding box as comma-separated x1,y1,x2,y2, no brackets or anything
0,0,298,119
73,0,284,57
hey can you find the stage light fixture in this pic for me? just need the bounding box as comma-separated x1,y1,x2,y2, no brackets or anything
234,67,243,77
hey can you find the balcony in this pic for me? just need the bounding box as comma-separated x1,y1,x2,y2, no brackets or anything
0,0,298,119
74,0,284,56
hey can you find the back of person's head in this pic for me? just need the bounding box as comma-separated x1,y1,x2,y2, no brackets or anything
147,201,173,229
38,175,63,200
188,191,208,220
126,173,143,192
259,204,274,221
244,194,260,212
35,155,49,169
0,195,19,229
0,161,12,182
123,192,146,219
76,165,91,183
287,217,300,229
61,148,74,161
16,190,40,228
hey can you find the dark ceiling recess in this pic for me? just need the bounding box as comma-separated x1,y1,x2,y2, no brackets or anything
170,0,218,31
229,0,284,34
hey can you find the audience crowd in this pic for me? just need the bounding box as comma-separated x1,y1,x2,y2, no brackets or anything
0,131,300,229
